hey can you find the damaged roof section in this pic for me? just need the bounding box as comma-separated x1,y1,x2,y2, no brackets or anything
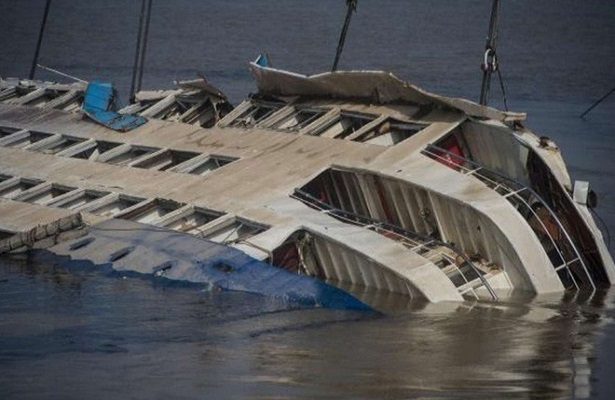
249,63,525,122
0,76,233,128
119,77,233,127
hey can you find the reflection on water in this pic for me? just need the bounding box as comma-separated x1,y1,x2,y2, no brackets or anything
1,255,614,399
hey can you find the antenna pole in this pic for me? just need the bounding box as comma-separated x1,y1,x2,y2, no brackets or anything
130,0,152,101
135,0,153,96
29,0,52,80
479,0,501,106
332,0,358,72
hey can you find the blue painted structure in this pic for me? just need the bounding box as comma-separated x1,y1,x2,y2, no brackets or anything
50,219,371,311
82,81,147,132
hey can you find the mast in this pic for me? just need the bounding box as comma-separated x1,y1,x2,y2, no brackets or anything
29,0,53,80
130,0,153,101
479,0,501,106
332,0,358,72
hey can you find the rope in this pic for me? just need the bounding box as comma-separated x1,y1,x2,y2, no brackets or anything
496,63,509,111
580,86,615,119
36,64,87,83
332,0,358,72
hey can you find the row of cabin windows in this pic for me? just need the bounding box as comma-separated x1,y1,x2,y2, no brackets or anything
0,174,267,244
225,101,428,146
0,127,237,176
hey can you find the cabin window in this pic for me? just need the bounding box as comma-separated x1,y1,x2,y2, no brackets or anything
66,140,123,160
228,101,283,128
200,218,268,244
33,135,87,155
0,178,45,200
176,154,238,176
15,183,78,205
116,198,184,224
0,229,14,240
48,189,111,210
0,126,20,139
357,120,427,146
310,111,376,138
271,108,327,132
100,144,160,166
131,149,201,171
158,206,224,234
84,194,146,217
0,130,54,149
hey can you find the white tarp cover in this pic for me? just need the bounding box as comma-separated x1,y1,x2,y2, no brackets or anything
249,63,525,122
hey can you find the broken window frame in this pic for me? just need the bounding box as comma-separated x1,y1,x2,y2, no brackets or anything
270,107,328,133
309,110,378,139
227,100,284,129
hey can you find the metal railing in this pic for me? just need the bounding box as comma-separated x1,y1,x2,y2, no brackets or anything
422,144,596,294
292,188,499,301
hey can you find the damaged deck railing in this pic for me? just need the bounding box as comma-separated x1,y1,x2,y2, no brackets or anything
291,188,499,301
422,144,596,294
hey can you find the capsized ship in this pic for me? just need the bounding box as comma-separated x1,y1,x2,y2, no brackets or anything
0,62,613,308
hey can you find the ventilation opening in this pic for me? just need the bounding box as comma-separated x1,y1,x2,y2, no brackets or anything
153,261,175,277
213,262,235,274
108,246,135,263
69,237,95,251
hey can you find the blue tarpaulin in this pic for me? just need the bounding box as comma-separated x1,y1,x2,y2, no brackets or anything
82,81,147,132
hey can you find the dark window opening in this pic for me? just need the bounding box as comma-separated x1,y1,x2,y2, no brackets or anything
118,198,184,224
69,140,122,160
132,149,201,171
229,101,283,128
37,136,87,155
311,111,376,138
104,145,159,166
272,108,326,132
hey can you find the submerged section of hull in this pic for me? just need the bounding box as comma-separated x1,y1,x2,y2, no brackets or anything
43,218,371,311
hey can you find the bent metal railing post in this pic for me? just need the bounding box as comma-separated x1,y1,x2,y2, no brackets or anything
422,144,596,294
291,189,499,301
